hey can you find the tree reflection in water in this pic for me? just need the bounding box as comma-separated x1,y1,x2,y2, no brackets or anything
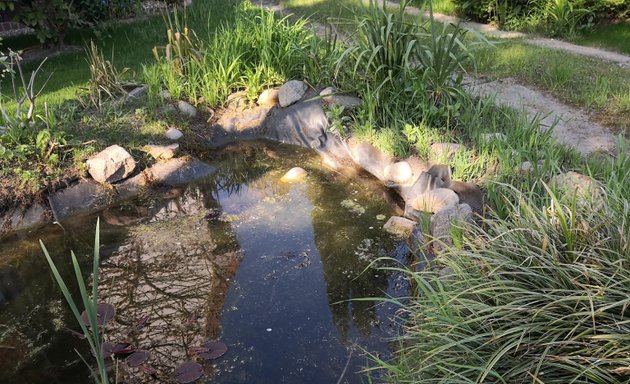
99,187,242,382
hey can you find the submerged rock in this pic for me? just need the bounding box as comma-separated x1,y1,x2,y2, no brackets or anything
0,203,49,237
383,216,417,237
280,167,308,183
86,145,136,184
278,80,307,107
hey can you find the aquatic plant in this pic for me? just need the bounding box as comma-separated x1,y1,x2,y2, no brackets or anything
40,218,110,384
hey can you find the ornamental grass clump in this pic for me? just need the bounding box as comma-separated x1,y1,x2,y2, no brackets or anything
379,171,630,383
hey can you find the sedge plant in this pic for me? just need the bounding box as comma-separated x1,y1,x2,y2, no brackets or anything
40,218,109,384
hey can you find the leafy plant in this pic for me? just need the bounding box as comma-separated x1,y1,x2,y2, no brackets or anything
325,104,352,137
539,0,593,38
40,219,109,384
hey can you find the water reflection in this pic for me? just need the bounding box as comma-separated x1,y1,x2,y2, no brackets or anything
99,187,242,382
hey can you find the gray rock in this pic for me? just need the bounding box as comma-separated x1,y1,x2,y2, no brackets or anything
142,143,179,160
430,203,473,254
383,216,424,250
320,87,362,109
447,180,484,215
86,145,136,184
0,203,49,237
348,140,392,181
278,80,308,107
258,88,279,107
429,142,464,161
400,171,446,203
162,103,177,115
48,181,116,222
551,171,603,206
177,100,197,118
411,188,459,213
384,161,413,185
165,127,183,140
127,86,147,100
515,160,543,175
159,89,171,100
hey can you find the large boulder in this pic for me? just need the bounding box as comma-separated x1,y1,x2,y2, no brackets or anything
86,145,136,184
278,80,308,107
411,188,459,213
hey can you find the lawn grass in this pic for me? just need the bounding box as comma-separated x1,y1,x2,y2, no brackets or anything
474,40,630,135
573,21,630,54
1,0,242,107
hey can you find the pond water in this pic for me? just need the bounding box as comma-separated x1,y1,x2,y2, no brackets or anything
0,141,414,383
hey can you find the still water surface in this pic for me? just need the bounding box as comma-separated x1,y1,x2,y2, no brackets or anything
0,142,412,383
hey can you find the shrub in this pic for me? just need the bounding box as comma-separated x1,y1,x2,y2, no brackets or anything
452,0,533,27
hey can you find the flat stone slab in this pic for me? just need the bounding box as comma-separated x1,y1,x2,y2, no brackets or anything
48,181,116,222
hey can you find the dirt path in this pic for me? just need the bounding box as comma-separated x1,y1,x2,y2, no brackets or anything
465,77,618,155
256,0,622,156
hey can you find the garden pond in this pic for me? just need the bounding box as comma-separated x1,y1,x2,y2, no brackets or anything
0,141,417,383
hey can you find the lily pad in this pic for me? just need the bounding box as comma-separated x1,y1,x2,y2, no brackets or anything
81,303,116,326
111,342,135,356
127,350,150,367
199,341,227,360
174,361,203,384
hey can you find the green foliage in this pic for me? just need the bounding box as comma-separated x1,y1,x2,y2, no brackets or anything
334,0,476,154
376,163,630,382
152,1,336,108
40,219,109,384
537,0,593,38
325,104,352,137
452,0,533,27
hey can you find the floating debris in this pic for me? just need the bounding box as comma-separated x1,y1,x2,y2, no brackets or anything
126,350,150,367
199,341,228,361
174,361,203,384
